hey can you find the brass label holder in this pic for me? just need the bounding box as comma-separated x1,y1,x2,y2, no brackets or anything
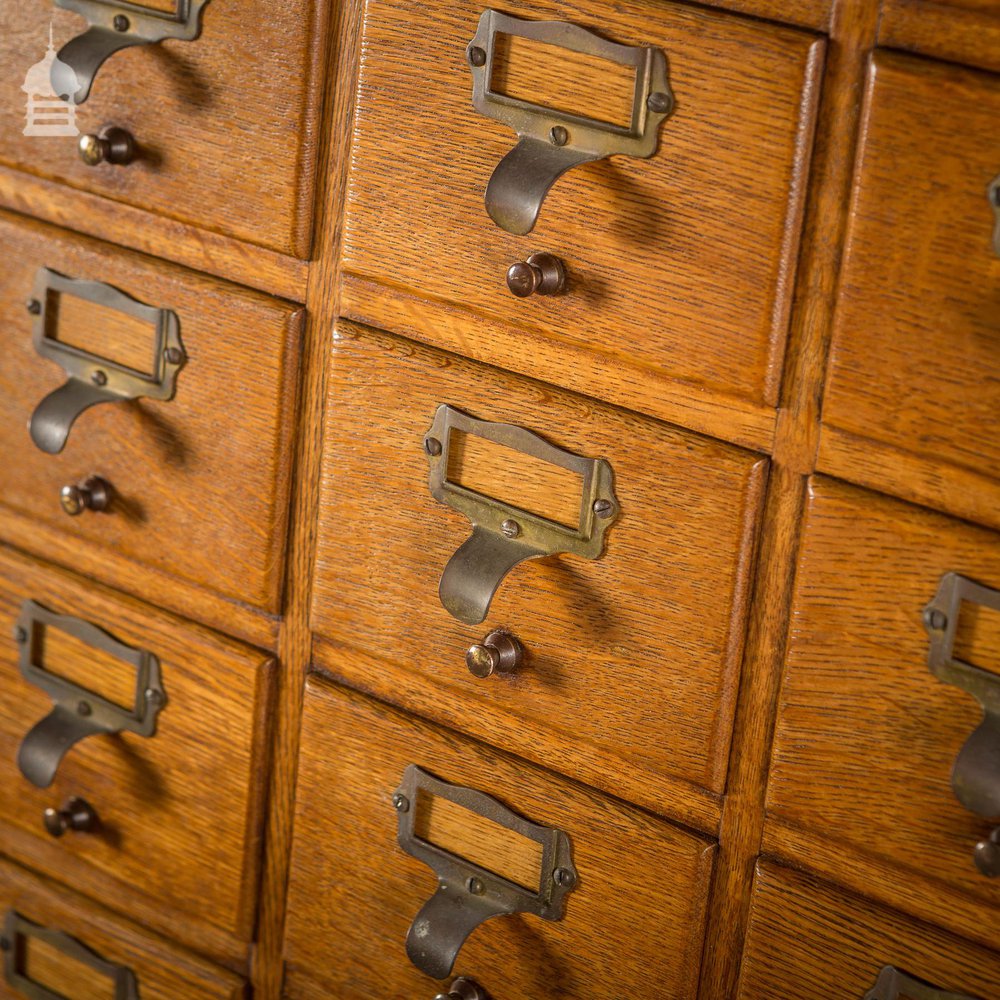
52,0,211,104
28,267,184,455
467,9,673,235
924,572,1000,876
393,765,577,981
424,404,619,626
864,965,983,1000
15,600,166,789
3,910,140,1000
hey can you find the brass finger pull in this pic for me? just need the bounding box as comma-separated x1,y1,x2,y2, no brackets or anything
434,979,490,1000
78,126,135,167
424,405,619,626
14,600,166,789
924,573,1000,875
51,0,211,105
393,765,578,980
467,9,673,235
864,964,984,1000
43,796,98,838
990,174,1000,258
506,253,565,298
466,630,523,678
3,910,140,999
60,475,111,517
27,268,184,455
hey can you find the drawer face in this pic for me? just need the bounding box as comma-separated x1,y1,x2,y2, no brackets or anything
283,676,715,999
820,53,1000,529
0,546,273,942
340,0,823,439
767,477,1000,938
2,1,326,257
0,212,300,615
311,324,766,824
737,862,1000,999
0,859,244,1000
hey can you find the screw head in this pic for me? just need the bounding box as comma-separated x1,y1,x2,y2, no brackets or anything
164,346,184,365
78,133,105,167
467,876,485,895
647,91,673,115
91,370,107,387
25,298,41,315
553,867,576,888
145,688,163,706
924,608,948,631
500,518,520,538
549,125,569,147
593,499,614,518
466,643,499,679
13,625,27,644
113,14,130,31
77,700,92,717
506,260,539,298
468,45,487,67
392,793,409,813
425,437,443,457
60,485,85,517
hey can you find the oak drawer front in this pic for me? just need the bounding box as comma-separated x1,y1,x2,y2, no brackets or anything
3,1,327,258
310,324,766,828
0,859,244,1000
339,0,823,446
819,52,1000,530
0,545,273,946
766,477,1000,948
0,212,300,617
737,862,1000,999
283,675,715,999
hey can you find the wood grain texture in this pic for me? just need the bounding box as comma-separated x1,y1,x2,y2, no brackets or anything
737,861,1000,999
0,211,301,620
819,52,1000,530
283,676,716,1000
340,0,823,430
0,544,274,956
766,476,1000,950
0,169,310,302
0,858,246,1000
879,0,1000,74
1,0,330,257
310,323,767,831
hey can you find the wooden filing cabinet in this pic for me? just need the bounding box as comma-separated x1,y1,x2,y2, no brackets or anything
0,0,996,999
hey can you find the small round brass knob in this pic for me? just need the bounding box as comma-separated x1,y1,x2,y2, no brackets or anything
434,978,489,1000
43,796,98,838
466,631,523,678
78,127,136,167
974,827,1000,877
506,252,566,298
60,475,111,517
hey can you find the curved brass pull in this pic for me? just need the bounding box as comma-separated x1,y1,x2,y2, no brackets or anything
864,964,984,1000
467,10,673,235
51,0,211,105
424,405,619,625
43,796,99,838
27,268,184,455
434,979,490,1000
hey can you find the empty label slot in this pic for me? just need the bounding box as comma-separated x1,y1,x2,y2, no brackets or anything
47,290,158,377
19,935,116,1000
490,32,637,129
127,0,179,13
446,428,584,530
414,788,545,893
955,599,1000,678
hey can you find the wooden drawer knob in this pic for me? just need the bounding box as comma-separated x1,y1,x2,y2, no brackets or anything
60,475,111,517
434,979,489,1000
43,796,98,837
506,253,565,298
78,126,135,167
466,631,523,678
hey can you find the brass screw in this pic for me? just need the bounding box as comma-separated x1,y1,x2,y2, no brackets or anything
550,126,569,147
553,867,576,888
467,877,485,895
425,437,442,456
925,609,948,630
392,793,409,812
13,626,27,644
77,701,92,717
647,91,673,114
145,688,163,706
500,519,520,538
91,370,107,386
593,499,614,518
468,46,486,67
113,14,130,31
25,298,41,315
164,347,184,365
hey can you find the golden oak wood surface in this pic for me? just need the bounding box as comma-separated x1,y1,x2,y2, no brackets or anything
0,858,246,1000
765,476,1000,950
2,0,329,258
0,211,301,622
0,544,274,956
819,52,1000,530
283,675,716,1000
737,862,1000,999
879,0,1000,73
310,323,767,832
340,0,823,446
